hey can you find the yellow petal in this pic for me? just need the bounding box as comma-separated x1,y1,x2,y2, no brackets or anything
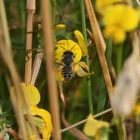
11,83,40,108
83,114,109,137
28,135,36,140
74,30,88,56
103,5,125,26
66,40,82,63
103,25,126,43
32,116,51,140
75,62,94,77
40,127,51,140
103,5,139,31
83,114,99,137
96,0,123,13
55,40,82,63
22,83,40,106
120,6,139,31
30,106,52,139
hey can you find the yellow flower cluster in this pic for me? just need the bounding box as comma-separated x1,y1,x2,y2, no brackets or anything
12,83,52,140
96,0,140,43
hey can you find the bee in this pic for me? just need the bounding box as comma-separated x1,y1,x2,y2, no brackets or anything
61,51,74,81
55,31,91,82
55,39,83,81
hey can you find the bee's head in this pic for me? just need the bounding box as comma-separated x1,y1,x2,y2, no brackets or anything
62,51,74,65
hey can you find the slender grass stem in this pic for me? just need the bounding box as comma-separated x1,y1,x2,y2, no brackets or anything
0,1,27,139
61,108,112,133
40,0,62,139
80,0,93,114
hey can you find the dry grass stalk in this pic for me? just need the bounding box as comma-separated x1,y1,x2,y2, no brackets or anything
0,1,40,139
84,0,113,100
40,0,62,140
25,0,35,83
0,1,27,139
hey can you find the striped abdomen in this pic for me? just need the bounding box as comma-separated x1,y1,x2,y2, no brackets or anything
62,66,72,81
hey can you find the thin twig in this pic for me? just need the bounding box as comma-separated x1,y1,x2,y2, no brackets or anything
25,0,35,83
61,108,112,133
40,0,62,140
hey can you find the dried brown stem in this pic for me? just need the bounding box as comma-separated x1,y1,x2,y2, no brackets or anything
84,0,113,100
0,1,27,139
25,0,35,83
0,1,40,139
40,0,62,140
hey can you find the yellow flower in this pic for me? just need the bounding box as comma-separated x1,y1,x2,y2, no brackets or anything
83,114,110,138
30,106,52,140
12,83,52,140
103,5,139,31
96,0,123,13
55,30,93,81
102,5,139,43
55,39,82,64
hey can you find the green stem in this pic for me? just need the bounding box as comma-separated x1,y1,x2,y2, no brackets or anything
51,0,56,25
80,0,93,114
